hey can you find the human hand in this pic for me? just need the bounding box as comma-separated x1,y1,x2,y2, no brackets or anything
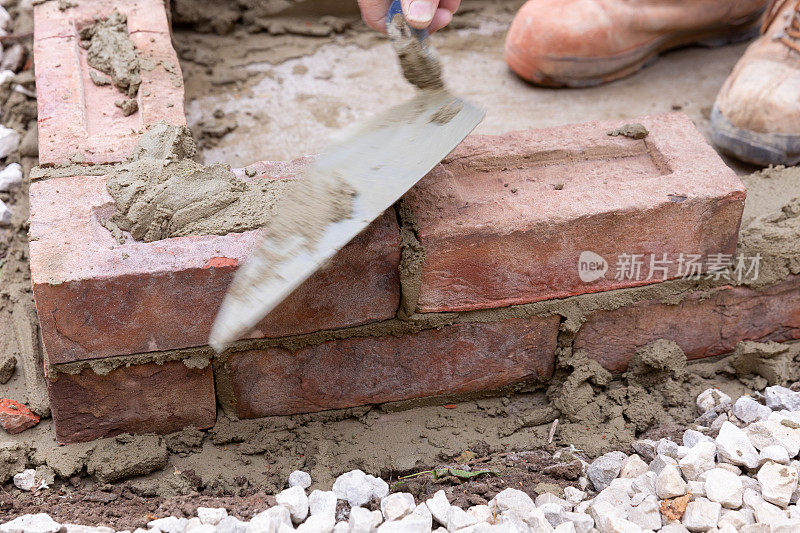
357,0,461,33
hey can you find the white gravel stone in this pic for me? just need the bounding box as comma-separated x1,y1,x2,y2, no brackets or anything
705,468,743,508
370,510,384,529
697,388,732,414
425,490,450,526
535,493,571,510
0,163,21,191
683,429,713,448
661,524,691,533
679,440,717,481
745,414,800,458
688,480,706,498
489,488,536,515
296,514,335,533
553,522,576,533
249,507,291,533
657,464,687,499
563,487,585,505
619,454,648,479
588,500,624,532
716,421,761,469
288,470,312,489
348,507,375,533
149,517,188,533
627,494,661,530
761,444,791,465
658,438,682,459
0,514,63,533
718,509,754,529
563,512,594,533
765,386,800,411
309,490,338,519
733,396,772,424
381,493,415,522
276,485,309,524
410,503,431,527
593,485,632,512
632,471,657,496
632,439,657,462
588,451,627,491
12,469,36,491
376,514,430,533
332,470,389,507
758,460,799,507
332,522,348,533
186,524,214,533
215,516,245,533
447,505,478,530
196,508,227,526
649,454,678,475
0,126,18,159
682,498,722,532
468,505,492,523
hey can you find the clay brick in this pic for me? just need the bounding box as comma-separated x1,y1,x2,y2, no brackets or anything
29,161,401,365
403,113,746,313
34,0,185,165
573,276,800,373
0,399,40,435
48,359,216,444
227,316,560,418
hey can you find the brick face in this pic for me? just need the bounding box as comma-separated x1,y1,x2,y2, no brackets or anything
29,165,401,365
34,0,185,165
573,276,800,373
226,316,561,418
48,359,216,444
403,113,746,313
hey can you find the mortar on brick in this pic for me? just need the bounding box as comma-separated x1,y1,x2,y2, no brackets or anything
79,9,142,98
104,122,298,243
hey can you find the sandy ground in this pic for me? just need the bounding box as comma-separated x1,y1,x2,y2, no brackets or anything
177,7,756,175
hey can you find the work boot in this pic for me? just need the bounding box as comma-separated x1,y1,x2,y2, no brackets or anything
710,0,800,166
504,0,768,87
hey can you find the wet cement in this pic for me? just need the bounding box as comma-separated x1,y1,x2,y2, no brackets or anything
80,10,141,97
105,122,294,243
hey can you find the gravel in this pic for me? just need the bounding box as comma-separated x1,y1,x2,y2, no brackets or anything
6,384,800,532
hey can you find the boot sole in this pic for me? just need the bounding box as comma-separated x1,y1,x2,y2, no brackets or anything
710,105,800,167
505,11,764,88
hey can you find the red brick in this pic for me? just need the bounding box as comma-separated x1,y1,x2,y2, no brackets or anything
403,113,746,313
29,161,401,365
0,399,40,435
573,276,800,373
34,0,185,165
48,359,216,444
227,316,560,418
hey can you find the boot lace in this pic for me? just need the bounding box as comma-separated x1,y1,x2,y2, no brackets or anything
764,0,800,54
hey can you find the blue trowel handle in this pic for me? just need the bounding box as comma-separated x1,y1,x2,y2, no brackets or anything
386,0,430,40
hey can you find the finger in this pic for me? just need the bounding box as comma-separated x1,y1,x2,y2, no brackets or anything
438,0,461,14
358,0,391,32
401,0,440,29
428,8,453,32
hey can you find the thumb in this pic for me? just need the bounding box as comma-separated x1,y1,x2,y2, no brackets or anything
401,0,440,29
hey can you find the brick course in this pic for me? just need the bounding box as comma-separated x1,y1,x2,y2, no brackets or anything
403,113,746,313
29,166,401,365
573,276,800,373
226,316,561,418
47,359,216,444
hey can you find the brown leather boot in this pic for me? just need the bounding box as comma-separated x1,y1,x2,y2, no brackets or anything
711,0,800,166
505,0,768,87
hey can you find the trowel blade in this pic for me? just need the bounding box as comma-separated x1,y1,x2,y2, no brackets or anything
209,90,484,351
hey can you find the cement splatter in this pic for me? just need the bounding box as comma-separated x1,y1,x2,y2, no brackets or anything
607,123,649,140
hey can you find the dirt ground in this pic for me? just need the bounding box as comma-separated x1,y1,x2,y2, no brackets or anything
1,0,797,529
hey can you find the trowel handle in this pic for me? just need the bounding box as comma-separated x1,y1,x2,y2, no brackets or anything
386,0,430,40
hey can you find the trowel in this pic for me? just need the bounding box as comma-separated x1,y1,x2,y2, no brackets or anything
209,1,484,351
